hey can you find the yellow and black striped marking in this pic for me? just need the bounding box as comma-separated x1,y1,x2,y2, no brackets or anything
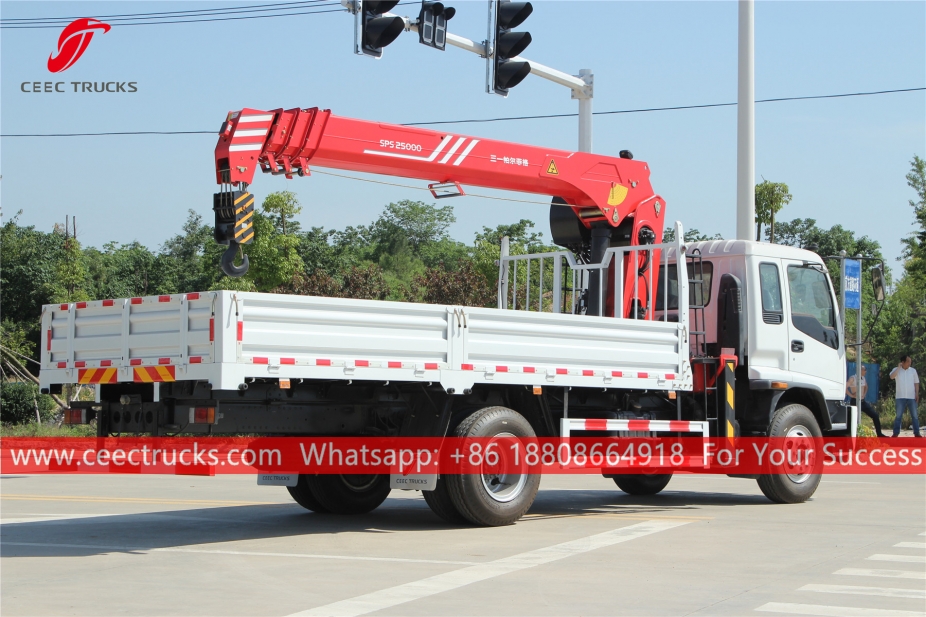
234,192,255,244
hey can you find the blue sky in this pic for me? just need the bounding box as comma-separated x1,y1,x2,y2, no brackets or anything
2,1,924,268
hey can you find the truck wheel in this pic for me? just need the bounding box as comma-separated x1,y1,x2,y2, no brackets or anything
757,403,822,504
423,476,469,524
287,474,329,513
446,406,540,526
612,473,672,495
306,474,391,514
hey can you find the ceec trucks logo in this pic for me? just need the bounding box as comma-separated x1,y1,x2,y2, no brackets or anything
47,18,110,73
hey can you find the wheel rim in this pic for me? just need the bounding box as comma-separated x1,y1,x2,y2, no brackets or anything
480,432,528,503
340,474,379,492
784,425,813,484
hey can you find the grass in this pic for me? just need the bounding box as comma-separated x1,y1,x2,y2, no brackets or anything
0,422,96,437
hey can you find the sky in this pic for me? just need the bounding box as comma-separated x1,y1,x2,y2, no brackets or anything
1,1,924,269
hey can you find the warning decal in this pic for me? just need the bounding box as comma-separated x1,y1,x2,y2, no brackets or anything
546,159,558,175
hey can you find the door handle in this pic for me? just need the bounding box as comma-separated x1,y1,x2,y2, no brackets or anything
791,340,804,353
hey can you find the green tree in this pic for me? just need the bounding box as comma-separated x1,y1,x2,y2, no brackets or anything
755,179,792,242
236,212,304,291
262,191,303,235
662,227,723,243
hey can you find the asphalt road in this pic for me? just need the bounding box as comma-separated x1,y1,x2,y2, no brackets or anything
1,472,924,616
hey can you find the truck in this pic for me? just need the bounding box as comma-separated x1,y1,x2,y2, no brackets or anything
39,106,859,526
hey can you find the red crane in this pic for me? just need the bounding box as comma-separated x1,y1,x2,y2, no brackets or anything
213,107,667,318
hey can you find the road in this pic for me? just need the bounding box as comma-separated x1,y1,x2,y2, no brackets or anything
1,472,924,616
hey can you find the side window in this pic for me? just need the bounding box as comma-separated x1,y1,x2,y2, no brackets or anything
656,262,713,311
787,265,838,349
759,263,783,324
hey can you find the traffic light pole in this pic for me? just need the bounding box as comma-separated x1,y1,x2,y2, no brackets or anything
395,16,594,153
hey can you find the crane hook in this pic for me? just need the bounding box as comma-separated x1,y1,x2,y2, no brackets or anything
221,242,249,277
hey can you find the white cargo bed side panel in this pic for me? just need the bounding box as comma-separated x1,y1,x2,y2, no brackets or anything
236,293,452,366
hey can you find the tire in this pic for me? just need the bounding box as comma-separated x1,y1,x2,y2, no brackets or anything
756,403,822,504
612,473,672,495
287,474,329,513
423,476,469,524
305,474,391,514
446,406,541,526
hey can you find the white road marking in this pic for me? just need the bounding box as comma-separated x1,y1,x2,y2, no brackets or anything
821,481,881,484
755,602,923,616
289,519,689,617
835,568,926,580
800,583,926,599
868,554,926,563
894,542,926,549
0,542,477,566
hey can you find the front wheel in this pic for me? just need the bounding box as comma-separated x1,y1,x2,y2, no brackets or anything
611,473,672,495
756,403,822,504
305,474,391,514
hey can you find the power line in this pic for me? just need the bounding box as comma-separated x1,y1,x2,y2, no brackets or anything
1,1,331,22
2,87,922,137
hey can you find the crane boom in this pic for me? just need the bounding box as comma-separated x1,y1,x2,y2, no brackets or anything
213,107,667,318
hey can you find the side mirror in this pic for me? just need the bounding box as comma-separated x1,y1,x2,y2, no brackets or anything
871,266,886,302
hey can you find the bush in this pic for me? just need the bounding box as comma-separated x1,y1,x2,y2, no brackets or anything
0,381,57,425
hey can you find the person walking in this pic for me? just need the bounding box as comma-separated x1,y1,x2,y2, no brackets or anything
890,354,921,438
847,365,886,438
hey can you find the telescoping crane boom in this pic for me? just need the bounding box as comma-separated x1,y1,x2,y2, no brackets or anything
213,107,667,318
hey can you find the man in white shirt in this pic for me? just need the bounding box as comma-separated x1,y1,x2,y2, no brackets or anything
847,365,886,437
890,354,921,438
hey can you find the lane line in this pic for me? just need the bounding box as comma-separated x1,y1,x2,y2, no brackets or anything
835,568,926,580
800,583,926,599
0,542,478,565
755,602,923,616
894,542,926,549
288,519,689,617
0,494,283,506
820,481,881,485
868,554,926,564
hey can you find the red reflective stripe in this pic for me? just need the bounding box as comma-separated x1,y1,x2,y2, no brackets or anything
638,372,649,378
76,302,87,309
131,298,143,305
60,304,69,311
627,419,649,431
158,358,171,365
46,329,52,351
130,359,142,366
425,363,438,370
236,321,243,341
524,366,535,373
159,295,171,303
669,420,691,432
584,418,608,431
209,318,215,342
187,293,200,300
556,368,567,375
100,360,112,367
102,299,114,307
388,361,402,368
355,360,369,367
189,356,202,364
74,361,86,368
582,370,594,376
317,359,331,366
280,357,296,365
253,357,268,364
462,363,474,370
665,373,675,380
57,361,67,368
496,366,508,372
612,371,623,377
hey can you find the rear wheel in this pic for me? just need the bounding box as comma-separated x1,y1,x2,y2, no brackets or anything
612,473,672,495
287,474,329,513
306,474,391,514
756,403,822,504
446,406,540,526
423,476,469,524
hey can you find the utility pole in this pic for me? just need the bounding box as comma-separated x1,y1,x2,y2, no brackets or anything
736,0,755,241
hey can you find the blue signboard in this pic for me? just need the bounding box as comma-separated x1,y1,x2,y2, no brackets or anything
844,259,861,310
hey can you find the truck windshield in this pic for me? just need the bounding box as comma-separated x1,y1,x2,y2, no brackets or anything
787,265,838,349
656,262,713,311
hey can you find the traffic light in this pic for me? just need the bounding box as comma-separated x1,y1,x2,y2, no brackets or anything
418,1,456,51
490,1,533,96
356,0,405,58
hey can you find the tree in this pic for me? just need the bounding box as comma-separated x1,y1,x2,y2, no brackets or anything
901,155,926,283
237,212,304,291
413,262,494,307
662,227,723,243
262,191,303,235
755,180,792,242
371,200,455,251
